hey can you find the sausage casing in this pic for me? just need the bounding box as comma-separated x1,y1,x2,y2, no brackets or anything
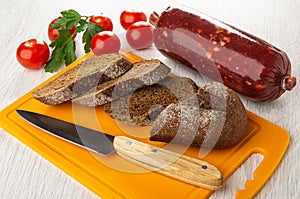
151,7,296,102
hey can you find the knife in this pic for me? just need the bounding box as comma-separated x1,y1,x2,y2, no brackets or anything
16,109,223,190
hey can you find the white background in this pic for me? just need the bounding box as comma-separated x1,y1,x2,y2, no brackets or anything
0,0,299,198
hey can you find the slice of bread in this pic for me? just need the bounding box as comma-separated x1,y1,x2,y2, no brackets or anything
150,82,248,149
72,59,171,107
32,53,132,105
104,76,198,126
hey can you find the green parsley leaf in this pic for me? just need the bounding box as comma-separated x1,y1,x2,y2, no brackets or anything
51,9,81,29
64,40,76,66
44,9,104,72
76,19,88,32
50,18,66,29
61,9,81,20
44,47,64,73
49,29,70,48
82,22,103,53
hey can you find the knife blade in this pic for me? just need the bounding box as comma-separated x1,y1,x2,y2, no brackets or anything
16,109,223,190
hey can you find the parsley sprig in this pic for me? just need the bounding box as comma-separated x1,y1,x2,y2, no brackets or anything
45,9,103,72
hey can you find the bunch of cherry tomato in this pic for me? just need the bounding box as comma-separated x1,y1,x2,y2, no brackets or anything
16,10,153,70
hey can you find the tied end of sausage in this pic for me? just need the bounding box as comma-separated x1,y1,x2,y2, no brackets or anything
149,11,160,26
283,76,296,91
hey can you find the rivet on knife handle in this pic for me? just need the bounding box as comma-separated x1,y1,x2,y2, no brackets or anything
113,136,223,190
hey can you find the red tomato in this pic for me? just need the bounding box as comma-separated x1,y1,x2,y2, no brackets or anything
126,21,154,50
16,39,50,70
89,15,113,31
48,18,77,41
90,31,121,56
120,10,147,30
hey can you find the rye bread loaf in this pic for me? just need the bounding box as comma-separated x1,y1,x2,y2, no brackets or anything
32,53,132,105
104,76,198,126
150,82,248,149
72,59,171,107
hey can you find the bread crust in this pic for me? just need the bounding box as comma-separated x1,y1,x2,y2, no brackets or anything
72,59,171,107
150,82,248,149
32,53,132,105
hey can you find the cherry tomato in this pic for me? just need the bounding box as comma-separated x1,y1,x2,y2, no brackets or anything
126,21,154,50
47,18,77,41
89,15,113,31
91,31,121,56
16,39,50,70
120,10,147,30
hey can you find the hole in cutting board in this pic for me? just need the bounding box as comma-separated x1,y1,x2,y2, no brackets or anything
209,153,264,199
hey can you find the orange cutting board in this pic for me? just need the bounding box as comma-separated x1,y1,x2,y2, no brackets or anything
0,51,290,199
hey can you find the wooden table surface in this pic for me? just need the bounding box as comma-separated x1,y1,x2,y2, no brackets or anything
0,0,299,198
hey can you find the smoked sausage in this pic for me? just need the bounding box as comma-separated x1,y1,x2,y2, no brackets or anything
150,7,296,102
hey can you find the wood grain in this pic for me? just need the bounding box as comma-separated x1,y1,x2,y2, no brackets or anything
114,136,223,190
0,0,299,198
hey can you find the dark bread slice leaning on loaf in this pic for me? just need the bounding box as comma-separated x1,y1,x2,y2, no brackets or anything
72,59,171,107
32,53,132,105
104,76,198,126
150,82,248,149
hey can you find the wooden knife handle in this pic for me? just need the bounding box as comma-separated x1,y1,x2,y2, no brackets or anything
113,136,223,190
